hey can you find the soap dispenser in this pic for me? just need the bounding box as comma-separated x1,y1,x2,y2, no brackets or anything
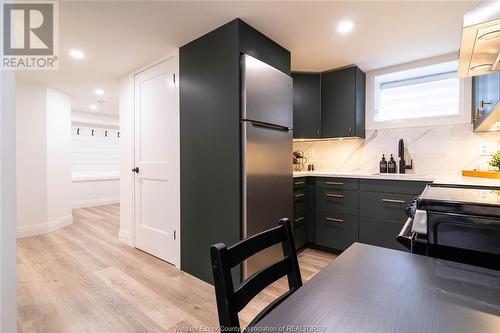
388,154,397,173
379,154,388,173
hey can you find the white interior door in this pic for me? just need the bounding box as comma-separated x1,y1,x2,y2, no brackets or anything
134,55,179,266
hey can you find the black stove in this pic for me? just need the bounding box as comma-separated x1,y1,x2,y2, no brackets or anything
398,184,500,270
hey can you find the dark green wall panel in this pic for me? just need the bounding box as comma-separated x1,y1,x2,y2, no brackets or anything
180,19,290,284
180,20,241,284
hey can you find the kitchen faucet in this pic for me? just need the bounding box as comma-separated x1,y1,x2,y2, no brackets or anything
398,139,413,174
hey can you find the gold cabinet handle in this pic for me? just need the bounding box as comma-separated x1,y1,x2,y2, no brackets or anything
294,181,305,186
382,198,406,204
325,181,344,185
325,193,344,198
294,193,305,198
294,217,305,223
325,217,344,223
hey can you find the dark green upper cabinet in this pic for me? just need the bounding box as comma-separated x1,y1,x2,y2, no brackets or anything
472,71,500,131
321,66,365,139
292,73,321,138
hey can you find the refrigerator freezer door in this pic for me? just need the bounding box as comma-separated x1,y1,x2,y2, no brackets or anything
241,54,293,128
242,121,293,278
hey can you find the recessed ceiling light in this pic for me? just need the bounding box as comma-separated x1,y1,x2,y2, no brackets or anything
69,49,85,59
94,89,104,96
89,104,98,110
337,20,354,34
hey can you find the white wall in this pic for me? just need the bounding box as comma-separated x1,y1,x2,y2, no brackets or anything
118,75,134,246
46,88,73,225
72,179,120,208
72,110,119,128
1,70,17,332
70,111,120,208
15,82,73,238
15,82,48,234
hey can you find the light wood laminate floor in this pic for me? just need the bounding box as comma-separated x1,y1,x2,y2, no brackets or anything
17,204,336,332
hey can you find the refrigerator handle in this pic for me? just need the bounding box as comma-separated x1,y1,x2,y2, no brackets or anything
246,120,290,132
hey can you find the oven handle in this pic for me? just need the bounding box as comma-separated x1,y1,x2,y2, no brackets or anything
397,217,414,251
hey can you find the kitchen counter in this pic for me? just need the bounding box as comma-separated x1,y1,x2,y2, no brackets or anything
293,171,500,187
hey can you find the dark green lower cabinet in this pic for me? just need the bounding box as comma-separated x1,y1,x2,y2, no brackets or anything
295,177,428,253
293,216,307,249
359,217,407,251
293,177,308,249
316,212,358,251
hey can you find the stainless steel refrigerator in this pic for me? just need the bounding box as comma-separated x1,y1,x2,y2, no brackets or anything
241,54,293,278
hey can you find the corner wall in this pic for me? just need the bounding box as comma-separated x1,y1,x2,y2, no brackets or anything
15,82,73,238
118,75,134,246
46,88,73,229
15,82,48,235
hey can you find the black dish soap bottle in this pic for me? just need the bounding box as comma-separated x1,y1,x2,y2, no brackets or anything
379,154,388,173
388,154,396,173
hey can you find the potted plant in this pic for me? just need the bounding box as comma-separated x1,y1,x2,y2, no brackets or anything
489,151,500,171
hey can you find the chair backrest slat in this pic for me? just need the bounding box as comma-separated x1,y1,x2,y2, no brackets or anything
233,256,291,312
226,225,283,268
210,218,303,332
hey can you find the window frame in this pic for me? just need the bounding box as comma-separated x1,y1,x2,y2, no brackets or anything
366,53,472,130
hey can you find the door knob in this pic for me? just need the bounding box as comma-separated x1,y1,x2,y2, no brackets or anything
131,167,139,173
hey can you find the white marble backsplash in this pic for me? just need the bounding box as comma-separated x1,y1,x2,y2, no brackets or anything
293,124,500,176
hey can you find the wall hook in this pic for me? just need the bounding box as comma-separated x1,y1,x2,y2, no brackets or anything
92,129,95,136
105,130,108,137
118,131,120,138
77,128,80,135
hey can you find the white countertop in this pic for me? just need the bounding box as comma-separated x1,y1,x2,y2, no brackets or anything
293,171,500,188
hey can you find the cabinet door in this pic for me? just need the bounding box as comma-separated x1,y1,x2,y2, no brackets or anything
473,72,500,130
359,217,407,251
292,73,321,138
321,67,356,138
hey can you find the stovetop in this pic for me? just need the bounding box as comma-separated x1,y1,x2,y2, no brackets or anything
418,184,500,218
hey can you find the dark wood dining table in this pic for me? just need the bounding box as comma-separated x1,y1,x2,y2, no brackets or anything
251,243,500,333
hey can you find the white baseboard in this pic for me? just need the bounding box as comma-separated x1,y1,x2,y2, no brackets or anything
72,197,120,209
17,215,73,238
118,228,133,246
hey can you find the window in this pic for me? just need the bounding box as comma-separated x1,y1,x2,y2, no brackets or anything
367,55,471,129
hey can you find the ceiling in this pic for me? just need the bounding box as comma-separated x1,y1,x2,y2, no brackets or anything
17,0,478,116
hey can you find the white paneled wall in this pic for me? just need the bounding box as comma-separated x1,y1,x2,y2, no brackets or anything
71,126,120,179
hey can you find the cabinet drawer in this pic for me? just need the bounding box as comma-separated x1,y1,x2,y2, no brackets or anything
294,199,305,218
316,177,358,191
315,212,358,251
317,187,358,215
294,178,306,190
359,191,415,222
359,217,407,251
294,190,305,203
359,179,428,195
293,216,307,249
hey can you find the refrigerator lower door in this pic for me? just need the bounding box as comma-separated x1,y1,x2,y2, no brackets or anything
242,121,293,278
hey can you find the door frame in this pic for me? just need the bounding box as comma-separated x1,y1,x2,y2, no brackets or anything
130,49,181,268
